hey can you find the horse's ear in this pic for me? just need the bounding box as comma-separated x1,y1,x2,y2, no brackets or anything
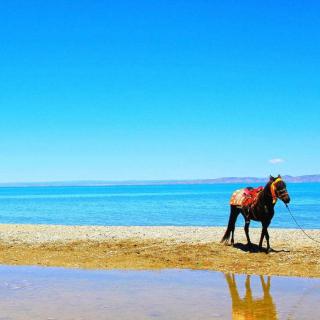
269,175,275,181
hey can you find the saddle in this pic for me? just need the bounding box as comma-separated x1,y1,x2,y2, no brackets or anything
230,186,263,207
242,186,263,207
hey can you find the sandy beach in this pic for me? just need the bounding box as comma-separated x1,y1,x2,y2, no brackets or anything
0,224,319,278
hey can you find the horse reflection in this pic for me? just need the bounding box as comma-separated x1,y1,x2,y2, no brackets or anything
225,274,277,320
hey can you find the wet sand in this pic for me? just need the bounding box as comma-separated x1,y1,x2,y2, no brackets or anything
0,224,319,277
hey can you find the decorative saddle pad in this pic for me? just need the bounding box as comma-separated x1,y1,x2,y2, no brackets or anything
230,186,263,207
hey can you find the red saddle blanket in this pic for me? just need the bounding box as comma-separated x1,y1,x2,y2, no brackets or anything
230,186,263,207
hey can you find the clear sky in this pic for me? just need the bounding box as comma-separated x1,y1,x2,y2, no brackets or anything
0,1,319,182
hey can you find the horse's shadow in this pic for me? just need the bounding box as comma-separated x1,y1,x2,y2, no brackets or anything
233,243,290,254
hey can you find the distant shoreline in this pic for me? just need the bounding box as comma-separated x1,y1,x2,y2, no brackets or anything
0,174,319,187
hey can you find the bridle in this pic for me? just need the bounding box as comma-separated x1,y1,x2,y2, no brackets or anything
270,178,289,204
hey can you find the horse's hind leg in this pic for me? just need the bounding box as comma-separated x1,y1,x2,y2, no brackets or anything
230,207,239,246
244,219,252,247
231,227,235,246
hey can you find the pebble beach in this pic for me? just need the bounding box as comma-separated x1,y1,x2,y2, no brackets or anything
0,224,319,278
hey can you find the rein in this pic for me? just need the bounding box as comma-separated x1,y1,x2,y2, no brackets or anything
285,204,320,245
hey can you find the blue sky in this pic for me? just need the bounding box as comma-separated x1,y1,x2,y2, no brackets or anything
0,1,319,182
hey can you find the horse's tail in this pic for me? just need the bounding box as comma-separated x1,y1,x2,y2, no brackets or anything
221,206,238,244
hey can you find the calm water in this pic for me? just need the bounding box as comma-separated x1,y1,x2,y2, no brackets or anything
0,183,319,229
0,266,319,319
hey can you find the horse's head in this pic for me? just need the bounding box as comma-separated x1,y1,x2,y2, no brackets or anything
270,175,290,204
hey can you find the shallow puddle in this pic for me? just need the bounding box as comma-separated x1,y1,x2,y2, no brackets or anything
0,266,319,319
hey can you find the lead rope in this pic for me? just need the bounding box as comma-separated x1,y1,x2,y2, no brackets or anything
285,204,320,244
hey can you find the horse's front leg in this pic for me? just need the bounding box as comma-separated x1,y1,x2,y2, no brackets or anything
259,221,270,252
265,229,270,252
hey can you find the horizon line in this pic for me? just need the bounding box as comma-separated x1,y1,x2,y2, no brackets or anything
0,174,319,187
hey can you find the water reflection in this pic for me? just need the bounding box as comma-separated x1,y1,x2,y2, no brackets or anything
225,274,277,319
0,266,319,319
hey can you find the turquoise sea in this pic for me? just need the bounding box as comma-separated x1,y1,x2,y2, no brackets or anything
0,183,319,229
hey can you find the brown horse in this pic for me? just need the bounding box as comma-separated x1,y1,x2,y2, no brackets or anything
221,175,290,252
